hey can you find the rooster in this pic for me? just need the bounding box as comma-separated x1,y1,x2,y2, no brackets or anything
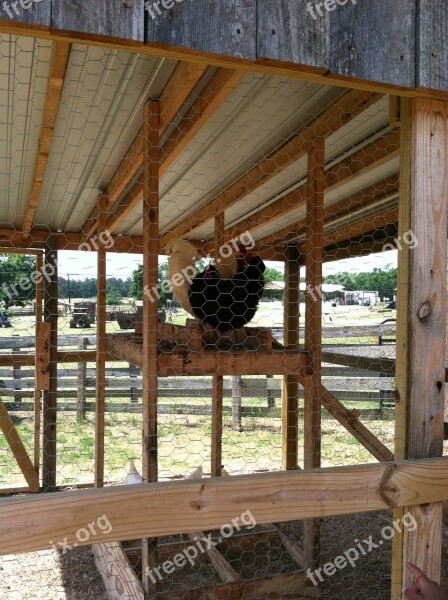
166,238,266,332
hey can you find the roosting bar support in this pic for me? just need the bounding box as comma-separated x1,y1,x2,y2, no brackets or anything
95,194,107,487
303,141,325,569
141,99,160,593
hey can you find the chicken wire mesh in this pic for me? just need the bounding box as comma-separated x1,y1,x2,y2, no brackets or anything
0,33,446,600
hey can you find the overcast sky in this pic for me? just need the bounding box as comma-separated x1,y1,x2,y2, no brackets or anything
57,249,397,280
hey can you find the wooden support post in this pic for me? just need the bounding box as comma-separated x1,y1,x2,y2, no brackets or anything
141,99,160,594
34,254,43,472
303,142,325,569
42,245,58,492
231,375,242,431
266,375,275,409
76,337,88,421
392,98,448,598
212,213,225,476
95,194,107,488
282,245,300,470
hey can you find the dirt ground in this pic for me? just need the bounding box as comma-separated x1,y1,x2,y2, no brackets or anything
1,509,446,599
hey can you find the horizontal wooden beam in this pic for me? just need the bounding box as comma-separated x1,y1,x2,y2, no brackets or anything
106,334,308,377
0,229,145,253
1,458,448,556
1,15,448,100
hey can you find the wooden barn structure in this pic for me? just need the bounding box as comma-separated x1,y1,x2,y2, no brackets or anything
0,2,447,599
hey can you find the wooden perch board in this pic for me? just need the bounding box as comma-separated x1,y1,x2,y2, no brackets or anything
106,332,307,377
1,458,448,556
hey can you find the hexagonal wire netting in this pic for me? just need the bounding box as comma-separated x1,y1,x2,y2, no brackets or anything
0,35,446,600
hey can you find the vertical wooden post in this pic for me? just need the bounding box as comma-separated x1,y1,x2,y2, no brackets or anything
77,337,88,421
42,243,58,492
141,99,159,593
212,212,225,476
231,375,242,431
266,375,275,409
95,195,107,488
282,245,300,470
34,254,44,474
392,98,448,598
303,142,325,569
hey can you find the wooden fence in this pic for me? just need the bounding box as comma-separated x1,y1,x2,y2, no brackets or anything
0,327,397,422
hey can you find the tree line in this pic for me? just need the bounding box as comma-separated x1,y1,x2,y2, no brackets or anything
0,253,397,308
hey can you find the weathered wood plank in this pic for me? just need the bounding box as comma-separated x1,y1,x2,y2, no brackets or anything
257,0,329,71
417,1,448,91
1,458,448,556
0,0,50,29
145,0,256,59
52,0,144,43
257,0,415,88
329,0,416,87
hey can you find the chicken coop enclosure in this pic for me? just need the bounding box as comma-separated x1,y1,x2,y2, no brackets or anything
0,2,447,599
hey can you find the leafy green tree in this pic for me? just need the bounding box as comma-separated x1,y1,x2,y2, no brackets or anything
106,286,123,305
0,254,37,308
131,262,173,307
263,267,284,284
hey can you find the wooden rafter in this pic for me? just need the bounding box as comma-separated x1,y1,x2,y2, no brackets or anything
221,129,400,245
161,89,382,246
81,61,207,240
256,173,399,251
22,42,70,240
105,67,244,236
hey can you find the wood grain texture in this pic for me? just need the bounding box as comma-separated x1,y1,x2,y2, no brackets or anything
392,98,448,595
52,0,143,43
146,0,256,59
92,542,144,600
257,0,415,88
257,0,329,70
417,0,448,91
0,0,50,28
1,458,448,556
329,0,416,87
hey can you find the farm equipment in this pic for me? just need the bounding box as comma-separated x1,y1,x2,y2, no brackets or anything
69,302,96,328
116,305,166,330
